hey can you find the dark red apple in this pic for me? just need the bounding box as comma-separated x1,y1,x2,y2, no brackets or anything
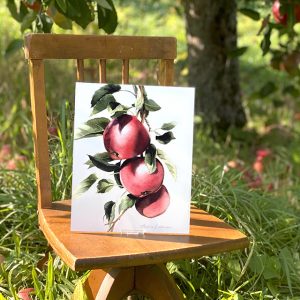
135,185,170,218
272,0,300,25
23,0,41,12
120,157,164,197
272,0,287,24
103,114,150,160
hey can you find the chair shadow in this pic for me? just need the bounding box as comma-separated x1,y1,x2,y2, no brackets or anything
47,201,244,245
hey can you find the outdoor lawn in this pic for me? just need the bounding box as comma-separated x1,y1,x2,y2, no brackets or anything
1,0,300,299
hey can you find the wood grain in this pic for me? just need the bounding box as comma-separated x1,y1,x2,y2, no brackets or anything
99,59,106,83
39,200,249,271
76,59,85,81
84,265,183,299
24,34,177,60
28,59,52,208
135,264,184,299
122,59,129,84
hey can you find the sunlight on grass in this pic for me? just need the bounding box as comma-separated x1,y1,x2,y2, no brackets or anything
0,2,300,299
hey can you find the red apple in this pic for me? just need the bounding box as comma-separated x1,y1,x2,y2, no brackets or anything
23,0,41,12
272,0,300,25
120,157,164,197
18,288,34,300
103,114,150,160
48,126,58,136
135,185,170,218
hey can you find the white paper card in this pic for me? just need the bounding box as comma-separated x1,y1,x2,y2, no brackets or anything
71,83,195,234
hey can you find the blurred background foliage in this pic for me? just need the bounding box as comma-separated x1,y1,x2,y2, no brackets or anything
1,0,300,299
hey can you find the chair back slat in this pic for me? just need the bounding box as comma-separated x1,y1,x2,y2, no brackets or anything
158,59,174,86
76,59,85,81
24,34,176,60
99,59,107,83
25,34,176,209
122,59,129,84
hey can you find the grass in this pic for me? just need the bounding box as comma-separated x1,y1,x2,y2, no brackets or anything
1,2,300,300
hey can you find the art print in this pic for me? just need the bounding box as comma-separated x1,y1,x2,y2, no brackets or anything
71,83,194,234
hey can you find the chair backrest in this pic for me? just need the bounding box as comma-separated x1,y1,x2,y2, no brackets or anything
24,34,177,210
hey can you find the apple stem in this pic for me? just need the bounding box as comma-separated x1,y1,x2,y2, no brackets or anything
144,117,151,131
108,208,128,232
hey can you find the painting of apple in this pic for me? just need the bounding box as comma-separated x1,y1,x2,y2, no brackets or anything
103,114,150,160
120,157,164,197
135,185,170,218
71,83,195,234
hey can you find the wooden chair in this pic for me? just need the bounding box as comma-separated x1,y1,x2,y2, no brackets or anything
24,34,249,300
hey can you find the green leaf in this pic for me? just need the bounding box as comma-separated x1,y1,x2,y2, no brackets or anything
37,13,53,33
239,8,260,21
95,0,112,10
114,162,123,188
85,152,112,168
283,85,300,97
92,94,116,115
227,259,241,281
156,131,175,144
97,179,114,193
91,84,121,107
21,11,37,32
88,155,119,172
47,3,72,29
227,46,248,58
66,0,94,29
133,85,138,95
45,254,54,300
157,149,177,180
32,268,44,300
135,85,145,110
261,26,272,56
144,144,157,174
279,247,294,296
258,81,277,98
144,99,161,111
263,256,281,280
19,2,29,21
118,194,137,214
53,12,72,29
74,173,98,197
55,0,67,13
4,39,23,58
97,0,118,34
107,102,129,118
104,201,115,222
161,122,176,131
75,117,110,139
6,0,21,22
72,280,88,300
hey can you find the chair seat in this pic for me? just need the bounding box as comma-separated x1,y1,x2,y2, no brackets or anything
39,200,249,271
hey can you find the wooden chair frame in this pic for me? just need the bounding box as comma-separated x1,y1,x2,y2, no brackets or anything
25,34,248,299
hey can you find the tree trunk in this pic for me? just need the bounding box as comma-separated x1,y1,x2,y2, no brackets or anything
183,0,246,130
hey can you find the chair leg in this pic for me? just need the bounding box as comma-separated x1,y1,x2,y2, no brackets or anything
134,264,184,300
84,264,184,300
84,268,135,300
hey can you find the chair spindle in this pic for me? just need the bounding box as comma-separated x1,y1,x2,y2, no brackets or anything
76,59,85,81
122,59,129,84
99,59,107,83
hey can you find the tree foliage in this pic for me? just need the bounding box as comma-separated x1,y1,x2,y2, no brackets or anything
5,0,118,56
241,0,300,77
